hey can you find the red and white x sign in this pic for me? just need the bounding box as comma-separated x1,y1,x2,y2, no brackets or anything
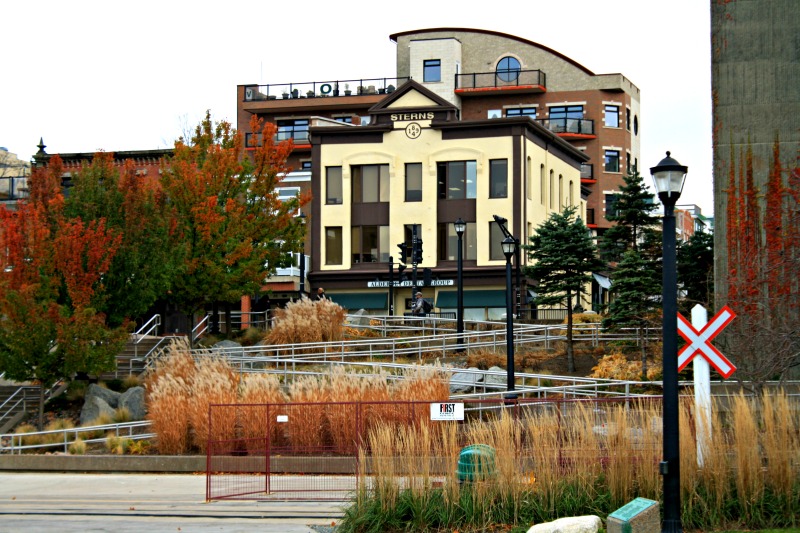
677,306,737,378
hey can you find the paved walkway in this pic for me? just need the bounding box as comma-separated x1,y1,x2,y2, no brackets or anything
0,473,346,532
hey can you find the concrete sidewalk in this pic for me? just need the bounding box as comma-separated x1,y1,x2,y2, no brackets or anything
0,473,347,533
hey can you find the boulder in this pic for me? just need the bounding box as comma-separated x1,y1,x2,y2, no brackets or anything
213,340,241,350
484,366,507,388
450,368,483,393
119,386,147,421
527,515,602,533
80,396,116,426
85,383,121,408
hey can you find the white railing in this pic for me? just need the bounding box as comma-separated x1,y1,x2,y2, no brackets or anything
0,420,154,455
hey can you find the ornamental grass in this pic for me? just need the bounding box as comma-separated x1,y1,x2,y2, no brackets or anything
340,391,800,533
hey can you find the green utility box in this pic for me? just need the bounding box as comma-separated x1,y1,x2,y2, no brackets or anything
456,444,496,483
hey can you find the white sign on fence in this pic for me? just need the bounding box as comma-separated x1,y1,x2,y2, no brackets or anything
430,402,464,421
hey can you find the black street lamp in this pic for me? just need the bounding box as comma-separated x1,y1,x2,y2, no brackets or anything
502,236,516,393
298,212,307,298
454,218,466,342
650,151,687,533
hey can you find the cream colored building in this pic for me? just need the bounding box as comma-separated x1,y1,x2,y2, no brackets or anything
309,80,588,318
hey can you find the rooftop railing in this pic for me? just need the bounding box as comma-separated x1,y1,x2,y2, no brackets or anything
455,69,546,91
243,77,410,102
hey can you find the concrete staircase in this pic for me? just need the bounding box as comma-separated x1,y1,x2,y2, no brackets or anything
100,336,164,380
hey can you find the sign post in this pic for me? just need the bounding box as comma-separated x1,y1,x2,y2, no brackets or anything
677,304,736,467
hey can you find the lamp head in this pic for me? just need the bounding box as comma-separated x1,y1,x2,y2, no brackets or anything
493,214,508,226
454,218,466,236
650,151,687,207
501,236,516,259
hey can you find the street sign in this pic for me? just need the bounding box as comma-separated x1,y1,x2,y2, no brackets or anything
677,305,736,378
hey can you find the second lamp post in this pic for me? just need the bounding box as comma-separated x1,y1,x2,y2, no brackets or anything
502,236,516,393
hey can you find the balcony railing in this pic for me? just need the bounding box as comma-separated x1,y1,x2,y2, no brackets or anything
580,163,594,180
245,130,310,146
455,69,546,91
243,77,410,102
537,118,595,136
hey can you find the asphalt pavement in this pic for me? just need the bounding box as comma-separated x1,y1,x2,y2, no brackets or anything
0,473,347,533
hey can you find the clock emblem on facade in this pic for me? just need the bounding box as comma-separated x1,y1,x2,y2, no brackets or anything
405,122,422,139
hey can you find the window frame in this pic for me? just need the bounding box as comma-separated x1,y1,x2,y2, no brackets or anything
325,166,343,205
423,59,441,82
405,162,422,202
351,225,389,264
437,160,477,200
325,226,343,265
437,222,477,261
489,221,507,261
489,159,508,198
505,107,536,118
604,150,621,173
352,164,389,203
604,105,620,128
496,56,521,82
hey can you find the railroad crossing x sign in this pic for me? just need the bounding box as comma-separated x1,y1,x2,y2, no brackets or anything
677,305,737,378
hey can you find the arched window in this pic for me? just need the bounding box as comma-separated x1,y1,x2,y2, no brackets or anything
496,56,521,82
540,164,545,205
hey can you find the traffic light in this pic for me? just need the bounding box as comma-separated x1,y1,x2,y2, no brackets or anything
397,242,409,264
423,267,432,287
413,238,423,264
397,264,406,278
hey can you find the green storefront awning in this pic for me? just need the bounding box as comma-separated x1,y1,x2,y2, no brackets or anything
327,292,388,310
436,290,506,308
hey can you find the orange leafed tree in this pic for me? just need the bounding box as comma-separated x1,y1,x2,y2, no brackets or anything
160,112,309,326
0,157,128,428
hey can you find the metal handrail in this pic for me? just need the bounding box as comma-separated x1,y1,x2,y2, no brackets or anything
0,420,154,455
192,315,210,345
133,314,161,341
243,77,410,101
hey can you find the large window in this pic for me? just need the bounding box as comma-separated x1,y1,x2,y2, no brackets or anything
352,225,389,263
489,159,508,198
352,164,389,203
437,222,477,261
277,119,309,142
423,59,441,82
405,163,422,202
496,56,521,82
506,107,536,118
548,105,584,133
326,167,342,204
604,150,621,173
325,227,342,265
277,187,300,204
489,221,507,261
437,161,477,200
605,194,620,218
604,105,620,128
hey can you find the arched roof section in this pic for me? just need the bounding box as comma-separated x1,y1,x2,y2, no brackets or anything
389,27,596,77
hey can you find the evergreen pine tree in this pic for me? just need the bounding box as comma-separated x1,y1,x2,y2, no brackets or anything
524,206,605,372
601,169,660,262
602,249,662,379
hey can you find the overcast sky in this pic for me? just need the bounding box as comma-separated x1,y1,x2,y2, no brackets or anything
1,0,713,214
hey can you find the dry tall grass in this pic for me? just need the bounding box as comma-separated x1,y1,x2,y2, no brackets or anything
266,297,346,346
356,391,800,531
238,373,286,452
187,355,239,452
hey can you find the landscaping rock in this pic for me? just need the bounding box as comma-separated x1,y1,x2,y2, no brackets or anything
85,383,121,408
79,396,116,426
119,386,146,421
484,366,507,388
527,515,602,533
213,340,241,350
449,368,482,393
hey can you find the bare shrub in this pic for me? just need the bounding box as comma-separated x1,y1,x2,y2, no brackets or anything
266,297,346,346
